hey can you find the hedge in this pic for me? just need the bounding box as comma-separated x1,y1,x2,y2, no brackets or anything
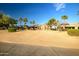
67,29,79,36
8,27,16,32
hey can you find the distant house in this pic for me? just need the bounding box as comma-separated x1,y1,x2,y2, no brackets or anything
40,24,50,30
29,25,38,30
60,22,79,30
65,23,79,29
60,22,69,30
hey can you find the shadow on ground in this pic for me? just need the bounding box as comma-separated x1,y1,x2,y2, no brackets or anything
0,42,79,56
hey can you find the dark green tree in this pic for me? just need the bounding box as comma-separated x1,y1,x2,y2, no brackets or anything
18,17,23,27
47,18,57,26
23,18,28,26
0,13,17,28
30,20,35,26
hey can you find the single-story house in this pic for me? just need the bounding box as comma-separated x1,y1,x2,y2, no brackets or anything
40,24,50,30
65,23,79,29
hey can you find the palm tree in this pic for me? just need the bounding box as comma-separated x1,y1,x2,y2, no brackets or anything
61,15,68,30
9,18,17,27
23,18,28,26
61,15,68,24
32,20,35,25
23,18,28,29
30,20,36,30
30,20,35,26
18,17,23,27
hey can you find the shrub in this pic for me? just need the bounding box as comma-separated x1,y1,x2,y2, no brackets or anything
8,27,16,32
67,29,79,36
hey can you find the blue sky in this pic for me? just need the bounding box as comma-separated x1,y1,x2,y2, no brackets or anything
0,3,79,25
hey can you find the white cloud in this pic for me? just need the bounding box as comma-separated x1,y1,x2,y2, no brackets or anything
53,3,66,11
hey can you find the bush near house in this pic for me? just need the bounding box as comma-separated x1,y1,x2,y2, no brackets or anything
67,29,79,36
8,27,16,32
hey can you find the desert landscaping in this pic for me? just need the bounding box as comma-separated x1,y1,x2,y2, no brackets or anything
0,30,79,56
0,3,79,56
